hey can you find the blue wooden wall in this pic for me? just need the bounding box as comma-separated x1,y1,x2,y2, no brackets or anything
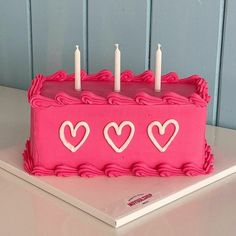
0,0,235,129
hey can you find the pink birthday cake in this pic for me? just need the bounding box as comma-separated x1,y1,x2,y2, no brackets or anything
23,70,214,177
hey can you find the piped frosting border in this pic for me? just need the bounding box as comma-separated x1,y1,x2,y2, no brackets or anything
23,140,214,177
28,70,211,108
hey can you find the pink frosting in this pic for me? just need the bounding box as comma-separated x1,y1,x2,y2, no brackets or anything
55,93,83,105
80,91,107,105
107,92,137,105
28,70,210,108
23,140,214,177
24,69,213,178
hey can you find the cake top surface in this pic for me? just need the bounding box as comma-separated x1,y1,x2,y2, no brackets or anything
28,70,210,108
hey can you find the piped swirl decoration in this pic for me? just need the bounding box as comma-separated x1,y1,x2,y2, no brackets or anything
23,140,214,177
28,70,210,108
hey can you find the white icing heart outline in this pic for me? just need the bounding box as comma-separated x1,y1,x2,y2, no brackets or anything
104,121,135,153
59,121,90,152
148,119,179,152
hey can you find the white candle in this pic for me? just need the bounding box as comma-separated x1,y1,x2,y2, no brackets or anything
114,44,121,92
155,43,162,92
75,45,81,91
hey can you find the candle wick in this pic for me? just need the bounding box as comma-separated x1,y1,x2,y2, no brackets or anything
115,44,119,49
76,45,79,50
158,43,161,50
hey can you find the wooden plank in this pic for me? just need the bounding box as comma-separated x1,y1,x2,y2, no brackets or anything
0,0,32,89
31,0,86,75
217,0,236,129
88,0,151,74
150,0,224,125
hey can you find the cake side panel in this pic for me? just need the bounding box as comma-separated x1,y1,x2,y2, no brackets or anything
30,104,207,170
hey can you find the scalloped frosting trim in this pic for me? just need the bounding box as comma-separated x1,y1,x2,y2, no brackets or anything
28,70,210,108
22,140,214,177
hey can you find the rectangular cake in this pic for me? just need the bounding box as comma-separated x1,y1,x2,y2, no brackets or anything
23,70,214,177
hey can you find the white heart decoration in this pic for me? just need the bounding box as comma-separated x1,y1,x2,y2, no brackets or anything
104,121,135,153
148,119,179,153
59,121,90,152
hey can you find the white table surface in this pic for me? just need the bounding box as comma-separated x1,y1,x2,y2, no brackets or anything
0,86,236,236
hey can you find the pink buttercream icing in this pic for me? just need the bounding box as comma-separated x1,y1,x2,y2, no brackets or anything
28,70,210,108
23,140,214,177
24,69,213,178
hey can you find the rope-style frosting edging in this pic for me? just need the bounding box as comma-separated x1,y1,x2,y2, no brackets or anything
23,140,214,177
28,70,210,108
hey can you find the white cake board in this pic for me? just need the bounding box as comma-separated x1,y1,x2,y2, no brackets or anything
0,139,235,228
